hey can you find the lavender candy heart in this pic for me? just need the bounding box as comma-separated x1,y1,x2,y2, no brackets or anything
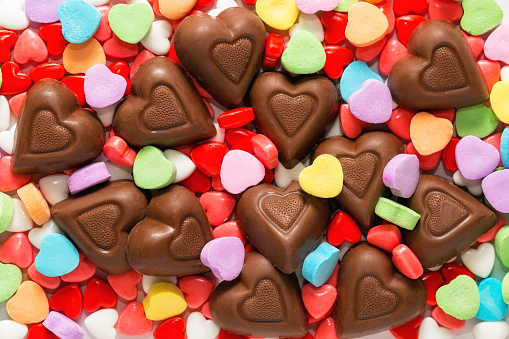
43,311,84,339
482,169,509,213
25,0,65,23
348,78,393,124
84,64,127,109
200,237,245,281
382,154,419,198
67,162,111,195
456,135,500,180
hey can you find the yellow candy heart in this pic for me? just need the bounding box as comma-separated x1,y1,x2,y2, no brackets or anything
410,112,453,155
491,81,509,124
256,0,299,30
299,154,343,198
6,281,49,324
63,37,106,74
143,282,187,321
345,2,388,47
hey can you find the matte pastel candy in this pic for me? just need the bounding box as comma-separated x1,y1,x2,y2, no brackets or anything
84,308,118,339
345,2,388,47
58,0,101,44
455,135,500,180
299,154,343,198
200,237,245,281
501,127,509,168
482,169,509,213
476,278,508,321
133,146,176,190
436,275,480,320
383,154,419,198
108,3,153,44
302,242,340,287
25,0,65,23
35,233,80,277
461,0,503,36
67,162,111,195
456,104,498,139
0,262,22,302
491,81,509,124
348,78,393,124
220,150,265,195
0,192,14,233
84,64,127,108
296,0,340,14
335,0,358,12
281,30,326,74
255,0,299,30
495,225,509,267
410,112,453,156
340,60,383,102
375,197,421,230
485,24,509,64
6,281,49,324
473,321,509,339
43,311,84,339
0,320,27,339
502,272,509,304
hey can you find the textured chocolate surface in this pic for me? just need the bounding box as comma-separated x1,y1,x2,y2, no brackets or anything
249,72,340,168
209,250,308,337
126,184,213,276
13,79,105,174
51,181,148,274
313,132,404,231
335,242,427,338
388,19,489,111
403,175,498,268
174,7,266,108
112,56,216,149
236,182,330,273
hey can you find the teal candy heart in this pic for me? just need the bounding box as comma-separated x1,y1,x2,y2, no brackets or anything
0,192,14,233
281,30,326,75
133,146,177,190
456,104,499,138
461,0,503,36
58,0,102,44
436,275,480,320
0,262,22,302
108,3,153,44
34,233,79,277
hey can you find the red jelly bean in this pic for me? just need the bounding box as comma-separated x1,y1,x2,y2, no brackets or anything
180,169,212,194
339,103,371,139
323,45,354,80
395,15,427,47
442,137,459,172
49,283,83,319
251,134,278,169
0,61,32,95
61,75,86,107
421,271,444,305
200,191,236,226
191,142,228,177
0,30,17,62
0,156,32,192
225,128,257,153
367,224,402,252
441,263,475,285
406,142,442,171
390,315,421,339
39,23,68,56
83,277,117,313
218,107,255,129
392,244,423,279
263,33,284,69
103,136,137,167
321,11,348,45
327,211,361,246
30,62,66,83
432,306,465,330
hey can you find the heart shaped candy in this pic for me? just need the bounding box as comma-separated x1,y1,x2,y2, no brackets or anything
220,150,265,195
84,64,126,108
143,282,187,321
49,283,83,319
0,320,27,339
201,237,245,281
483,169,509,213
140,20,172,55
349,79,393,124
108,3,153,44
436,275,480,320
418,317,453,339
383,154,419,198
186,312,221,339
299,154,343,198
7,281,49,324
461,0,503,36
84,309,118,339
117,301,153,336
0,262,22,302
58,0,101,44
455,135,499,180
34,233,79,277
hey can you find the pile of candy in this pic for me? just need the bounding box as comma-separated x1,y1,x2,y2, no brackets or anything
1,0,509,338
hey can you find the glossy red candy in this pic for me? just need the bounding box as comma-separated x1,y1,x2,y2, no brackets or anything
263,33,284,69
478,59,501,92
321,11,348,45
109,61,131,95
395,15,428,47
27,323,59,339
386,107,415,141
441,263,475,285
483,132,503,167
406,142,441,171
8,92,26,117
379,39,407,76
178,275,214,309
107,270,142,301
49,283,83,319
193,0,215,10
428,0,463,22
39,23,68,56
251,134,278,169
390,315,422,339
200,191,235,226
377,0,395,35
0,156,31,192
327,211,361,246
30,63,66,83
0,233,33,268
355,37,386,63
61,75,86,106
226,128,257,153
339,103,371,139
153,316,186,339
393,0,427,15
83,277,117,313
103,136,137,167
392,244,423,279
0,61,32,95
219,330,249,339
190,142,228,177
218,107,255,129
180,169,212,194
323,45,354,80
0,30,17,62
103,34,139,59
432,306,465,330
421,271,444,305
478,213,507,243
442,137,459,172
367,224,402,252
213,221,247,244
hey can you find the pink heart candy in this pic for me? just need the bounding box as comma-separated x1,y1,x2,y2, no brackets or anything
107,269,142,301
348,78,393,124
482,169,509,213
84,64,127,108
484,24,509,64
220,150,265,195
178,275,214,309
27,263,61,290
301,283,337,320
383,154,420,198
12,29,48,64
200,237,245,281
0,233,33,268
200,191,236,226
61,254,96,283
455,135,500,180
296,0,341,14
117,301,153,336
94,6,112,42
25,0,64,23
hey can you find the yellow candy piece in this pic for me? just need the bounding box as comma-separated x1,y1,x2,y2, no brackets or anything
345,2,388,47
491,81,509,123
63,37,106,74
256,0,299,30
143,282,187,321
299,154,343,198
410,112,453,156
159,0,197,20
7,281,49,324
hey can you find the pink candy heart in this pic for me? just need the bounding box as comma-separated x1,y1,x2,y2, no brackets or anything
220,150,265,195
383,154,420,198
107,269,142,301
301,283,337,320
84,64,127,108
178,275,214,309
200,237,245,281
296,0,341,14
61,254,96,283
482,169,509,213
12,29,48,64
0,233,33,268
348,79,393,124
455,135,500,180
117,301,153,336
484,24,509,64
27,263,61,290
200,191,236,226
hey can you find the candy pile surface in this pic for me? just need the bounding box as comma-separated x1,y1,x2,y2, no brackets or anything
1,0,509,338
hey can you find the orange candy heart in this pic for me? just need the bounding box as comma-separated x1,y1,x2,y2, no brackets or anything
7,281,49,324
410,112,453,155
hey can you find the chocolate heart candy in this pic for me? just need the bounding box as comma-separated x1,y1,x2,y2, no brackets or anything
313,132,404,231
126,184,213,276
335,242,426,338
209,250,308,338
248,72,340,168
13,79,105,174
112,57,216,149
174,7,266,108
236,182,330,274
51,181,149,274
388,19,489,111
403,174,498,268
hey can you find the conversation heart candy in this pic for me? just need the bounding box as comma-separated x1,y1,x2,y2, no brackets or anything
299,154,343,198
143,282,187,321
255,0,299,30
383,154,419,198
43,311,84,339
84,64,126,108
461,0,503,36
281,31,326,75
345,2,388,47
25,0,65,23
220,150,265,194
108,3,153,44
200,237,245,281
456,104,498,138
340,60,383,102
482,169,509,213
35,233,80,277
348,79,393,124
302,242,340,287
455,135,499,180
0,192,14,233
436,275,480,320
296,0,339,13
7,281,49,324
63,38,106,74
0,262,22,302
410,112,453,156
58,0,101,44
375,197,421,230
476,278,508,321
133,146,176,190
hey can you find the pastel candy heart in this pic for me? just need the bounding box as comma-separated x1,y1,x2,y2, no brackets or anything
299,154,343,198
220,150,265,194
348,78,393,123
0,191,14,233
158,0,196,20
0,95,9,132
163,149,196,183
296,0,339,13
375,197,421,230
410,112,453,156
117,301,153,336
200,237,245,281
0,262,22,302
0,0,29,31
418,317,453,339
289,13,324,42
274,162,305,189
461,0,503,36
485,25,509,64
84,309,118,339
495,225,509,266
63,38,106,74
143,282,187,321
133,146,177,190
67,162,111,194
345,2,388,47
58,0,101,44
473,321,509,339
35,233,80,277
43,311,84,339
108,3,153,44
456,104,498,138
436,275,480,320
503,272,509,303
140,20,173,55
456,135,499,180
460,243,495,278
28,219,63,249
84,64,126,108
7,281,49,324
476,278,508,321
340,60,383,102
302,242,340,287
281,30,326,74
25,0,65,23
335,0,358,12
255,0,299,30
186,312,220,339
382,154,419,198
0,123,16,154
0,320,28,339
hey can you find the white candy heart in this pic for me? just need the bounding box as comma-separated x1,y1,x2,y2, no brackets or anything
204,123,226,144
208,0,238,17
163,150,195,183
142,275,177,294
453,170,483,196
84,308,118,339
105,161,133,181
418,317,452,339
28,219,63,249
84,0,110,6
500,65,509,82
0,96,10,132
93,101,120,128
39,174,70,206
289,13,324,42
0,123,16,155
274,162,305,188
141,20,173,56
0,320,28,339
460,243,495,278
186,312,221,339
473,321,509,339
6,198,33,232
0,0,29,30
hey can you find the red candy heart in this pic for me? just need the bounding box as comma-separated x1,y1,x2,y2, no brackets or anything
355,37,386,63
109,61,131,95
483,132,503,167
212,175,225,191
478,213,507,243
441,263,474,285
377,0,395,34
180,169,211,194
83,277,117,313
103,136,137,167
432,109,455,123
263,33,284,69
428,0,463,22
213,221,247,244
193,0,215,10
432,306,465,330
392,244,423,279
314,317,337,339
49,283,83,319
190,142,228,177
30,63,66,83
478,59,501,92
301,283,337,320
0,155,32,192
321,11,348,45
104,34,139,59
153,316,186,339
339,103,371,139
8,92,26,117
225,128,257,153
287,334,313,339
94,6,112,42
386,107,415,141
406,142,441,171
131,49,156,79
117,301,153,336
219,330,249,339
178,275,214,309
27,263,61,290
218,107,255,129
421,271,444,305
325,263,339,288
252,134,279,169
393,0,427,15
0,61,32,95
27,323,59,339
0,233,33,268
200,191,235,226
465,34,484,59
61,254,96,283
379,39,407,76
107,269,142,301
367,224,402,253
38,23,68,56
201,301,212,319
327,211,361,246
0,30,17,63
323,45,354,80
390,315,422,339
442,137,459,172
395,15,428,47
61,75,86,106
12,29,48,64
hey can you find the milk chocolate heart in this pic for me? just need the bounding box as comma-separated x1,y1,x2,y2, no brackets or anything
335,242,426,338
12,79,105,174
249,72,340,168
112,56,216,149
388,19,489,111
209,250,308,338
236,182,330,274
51,181,149,274
126,184,213,276
174,7,266,108
313,132,404,231
402,175,498,268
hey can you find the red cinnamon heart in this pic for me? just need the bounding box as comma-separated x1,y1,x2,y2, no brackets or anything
390,315,422,339
61,75,86,107
263,168,274,184
27,323,59,339
432,306,465,330
441,263,474,285
0,155,31,192
263,33,284,69
13,29,48,64
61,254,96,283
386,107,415,141
131,50,156,79
117,301,153,336
321,11,348,45
379,39,407,76
406,142,441,171
431,109,455,123
8,92,26,117
307,304,334,324
314,317,337,339
225,128,256,153
180,168,211,194
201,301,212,319
367,224,402,253
301,283,337,320
325,263,339,288
0,30,17,63
395,15,427,47
109,61,131,95
339,103,370,139
393,0,427,16
327,211,361,246
192,0,214,10
103,136,137,167
465,34,484,59
478,59,501,92
377,0,395,35
200,191,235,226
27,263,61,290
355,37,386,63
392,244,423,279
83,277,117,313
428,0,463,22
49,283,83,319
213,221,247,245
0,233,33,268
107,269,142,301
104,34,139,59
94,6,112,42
153,316,186,339
38,23,68,56
30,63,66,83
442,137,459,172
0,61,32,95
478,213,507,243
421,271,444,306
190,142,228,177
178,275,214,309
483,132,503,167
212,175,225,191
323,45,354,80
218,330,249,339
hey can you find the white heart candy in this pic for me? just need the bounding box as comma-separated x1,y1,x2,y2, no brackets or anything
208,0,238,17
453,170,483,196
289,13,324,42
418,317,452,339
0,123,16,155
274,162,305,188
141,20,173,56
84,308,118,339
28,219,63,249
142,275,177,294
0,0,29,30
105,161,133,181
163,150,195,183
501,65,509,82
93,101,120,128
39,174,70,206
473,321,509,339
6,198,33,232
204,123,226,144
186,312,221,339
460,243,495,278
0,95,11,132
0,320,28,339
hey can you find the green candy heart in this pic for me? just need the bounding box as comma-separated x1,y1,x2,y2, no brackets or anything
281,31,326,75
0,262,22,302
374,197,420,230
436,275,480,320
108,3,153,44
456,104,499,138
335,0,358,12
461,0,503,36
0,192,14,234
495,225,509,267
502,272,509,304
133,146,176,190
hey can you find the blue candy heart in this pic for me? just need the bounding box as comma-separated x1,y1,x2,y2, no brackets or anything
58,0,101,44
35,233,79,277
302,242,340,287
340,60,383,102
476,277,508,321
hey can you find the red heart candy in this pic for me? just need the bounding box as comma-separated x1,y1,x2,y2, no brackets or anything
61,254,96,283
30,63,66,83
323,45,354,80
213,221,247,244
302,283,337,320
421,271,444,306
0,30,17,63
327,211,361,246
27,323,59,339
315,317,337,339
321,11,348,45
153,316,186,339
12,29,48,64
465,34,484,59
287,334,313,339
168,43,181,66
200,191,235,226
386,107,415,141
201,301,212,319
390,315,422,339
218,107,255,129
38,23,68,56
225,128,257,153
432,109,455,123
0,155,31,192
193,0,214,10
104,34,139,59
94,6,112,42
61,75,86,106
0,61,32,95
377,1,395,35
263,33,284,69
263,168,274,184
218,330,249,339
8,92,26,117
212,175,225,191
131,49,156,79
428,0,463,22
83,277,117,313
355,37,387,63
0,233,33,268
191,142,228,177
178,275,214,309
379,39,407,76
117,301,153,336
406,142,441,171
432,306,465,330
483,132,503,167
395,15,428,47
103,136,137,167
367,224,402,253
107,269,142,301
393,0,427,15
49,283,83,319
478,59,501,92
27,263,61,290
109,61,131,95
441,263,474,285
180,169,211,194
339,103,371,139
478,213,507,243
392,244,423,279
442,137,459,172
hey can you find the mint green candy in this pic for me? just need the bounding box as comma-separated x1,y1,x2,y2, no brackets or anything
436,275,480,320
0,192,14,234
0,262,22,302
502,272,509,304
461,0,503,36
374,197,420,230
495,225,509,267
335,0,358,12
108,3,152,44
281,31,326,75
456,104,499,138
133,146,176,190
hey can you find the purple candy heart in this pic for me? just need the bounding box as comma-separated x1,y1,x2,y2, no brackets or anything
483,169,509,213
67,162,111,195
382,154,419,198
455,135,500,180
84,64,127,108
25,0,65,24
200,237,245,281
43,311,84,339
348,78,393,124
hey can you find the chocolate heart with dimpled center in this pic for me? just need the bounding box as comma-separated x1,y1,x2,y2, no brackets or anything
335,242,426,338
388,19,489,110
13,79,105,174
127,184,213,276
174,7,266,108
113,57,216,149
51,181,148,274
249,72,340,169
313,132,404,231
236,182,330,274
